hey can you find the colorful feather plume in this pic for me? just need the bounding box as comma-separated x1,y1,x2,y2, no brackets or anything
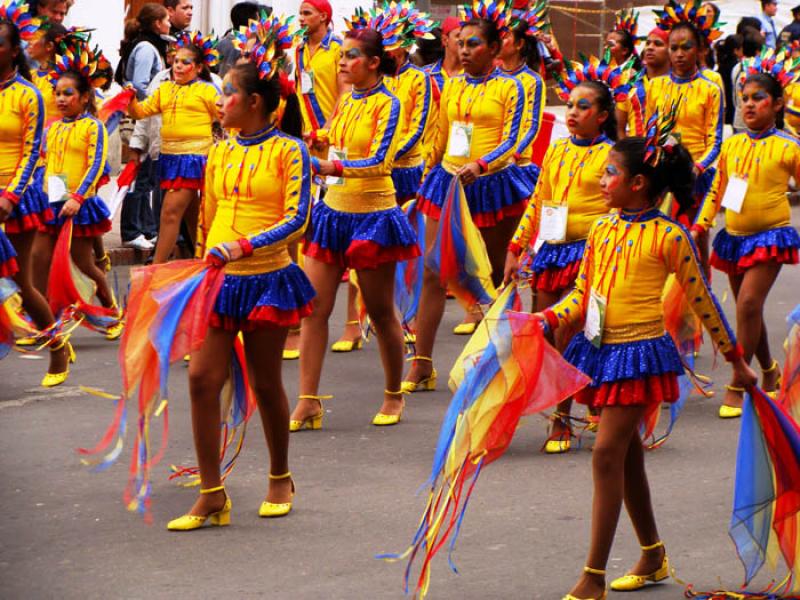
344,4,415,51
739,48,800,90
0,278,40,359
643,102,679,166
47,219,123,335
380,285,590,598
653,0,723,43
615,8,639,40
233,11,303,80
175,30,220,68
459,0,510,32
49,38,111,89
380,1,437,42
98,87,135,135
394,198,427,328
424,177,497,310
554,50,636,102
0,0,39,41
511,0,549,36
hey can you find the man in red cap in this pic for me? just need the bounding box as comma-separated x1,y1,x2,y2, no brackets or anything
424,16,463,100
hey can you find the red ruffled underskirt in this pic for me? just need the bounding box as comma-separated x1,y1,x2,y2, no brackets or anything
210,302,314,332
576,373,680,409
160,177,203,191
531,260,581,293
415,196,526,229
4,209,54,234
304,240,420,270
711,246,799,275
39,219,112,237
0,258,19,278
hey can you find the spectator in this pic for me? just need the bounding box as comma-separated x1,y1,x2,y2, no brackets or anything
731,29,765,132
165,0,193,37
715,33,743,124
217,1,261,77
738,16,763,35
33,0,68,24
780,4,800,45
759,0,779,49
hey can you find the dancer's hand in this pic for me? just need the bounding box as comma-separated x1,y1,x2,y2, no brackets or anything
316,160,336,176
59,197,81,218
457,162,481,185
503,251,519,285
531,311,550,334
731,356,758,389
0,196,12,222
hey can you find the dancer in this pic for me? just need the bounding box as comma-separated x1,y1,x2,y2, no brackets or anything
694,49,800,418
539,116,756,600
402,0,531,392
27,21,69,124
504,54,632,453
168,15,313,530
0,1,72,384
32,39,120,353
606,8,641,70
424,15,462,98
126,30,221,263
616,27,670,138
292,10,420,429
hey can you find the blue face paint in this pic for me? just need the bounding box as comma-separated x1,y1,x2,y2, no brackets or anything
577,98,592,110
670,40,696,52
605,164,620,176
344,47,364,59
223,82,237,96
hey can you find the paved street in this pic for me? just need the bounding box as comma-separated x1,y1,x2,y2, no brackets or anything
1,231,798,599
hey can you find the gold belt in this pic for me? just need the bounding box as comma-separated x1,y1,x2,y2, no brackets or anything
161,138,212,155
324,190,397,213
393,155,423,170
602,319,665,344
441,159,510,178
224,247,291,276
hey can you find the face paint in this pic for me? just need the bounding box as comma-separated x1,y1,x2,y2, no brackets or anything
670,40,696,52
344,47,363,59
577,98,593,110
465,36,483,46
177,57,194,66
223,81,237,96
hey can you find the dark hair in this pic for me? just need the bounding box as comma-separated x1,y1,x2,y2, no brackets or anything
42,22,68,48
344,29,397,76
57,70,98,115
737,17,762,35
743,72,784,99
175,43,213,82
164,0,181,9
0,21,32,81
511,24,542,69
612,136,695,214
742,30,764,57
115,3,169,85
413,26,444,67
575,80,618,141
462,17,501,47
231,1,261,29
129,2,168,36
609,29,642,71
761,0,776,7
230,62,303,138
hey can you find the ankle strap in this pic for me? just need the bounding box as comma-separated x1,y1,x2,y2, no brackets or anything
298,394,333,401
406,355,432,363
384,389,405,396
50,335,71,352
725,384,746,392
583,566,606,576
200,485,225,494
640,541,664,551
762,360,779,374
268,472,292,480
345,320,359,326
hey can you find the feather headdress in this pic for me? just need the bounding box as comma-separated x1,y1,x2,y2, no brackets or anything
344,5,413,51
0,0,38,41
233,11,303,80
511,0,549,36
554,50,636,102
459,0,510,33
49,38,111,89
643,103,679,166
653,0,722,43
175,30,220,68
739,47,800,89
614,8,639,40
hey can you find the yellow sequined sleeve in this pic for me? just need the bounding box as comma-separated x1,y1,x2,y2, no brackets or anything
694,141,729,232
542,220,594,330
507,143,556,255
128,84,164,120
198,142,221,255
423,78,452,177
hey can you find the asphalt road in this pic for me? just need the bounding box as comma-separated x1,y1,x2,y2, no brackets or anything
1,231,799,600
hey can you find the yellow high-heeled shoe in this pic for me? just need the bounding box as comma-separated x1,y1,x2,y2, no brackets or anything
259,472,295,518
562,566,608,600
719,385,745,419
289,394,330,432
453,321,478,336
331,320,363,352
763,359,781,399
96,252,111,273
105,305,125,341
372,390,405,426
544,412,572,454
41,337,76,388
403,331,417,344
283,328,301,360
167,485,231,531
400,356,437,393
610,541,669,591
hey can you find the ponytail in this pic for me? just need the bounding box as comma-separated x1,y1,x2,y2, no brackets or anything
230,62,305,139
0,20,32,81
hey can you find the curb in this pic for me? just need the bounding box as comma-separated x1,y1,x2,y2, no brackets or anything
108,246,152,267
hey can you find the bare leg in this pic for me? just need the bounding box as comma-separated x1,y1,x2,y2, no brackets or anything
31,231,56,296
332,281,361,347
70,237,115,307
153,189,196,264
294,256,345,422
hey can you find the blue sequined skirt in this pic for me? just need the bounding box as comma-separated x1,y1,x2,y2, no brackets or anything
211,263,315,331
42,195,112,236
159,153,206,190
304,201,420,270
417,164,532,228
518,163,541,190
0,229,18,277
5,166,53,233
530,239,586,292
711,226,800,274
391,164,423,203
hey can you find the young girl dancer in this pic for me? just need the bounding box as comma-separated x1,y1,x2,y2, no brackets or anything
504,55,633,453
538,117,756,600
291,11,420,430
694,50,800,418
127,31,220,263
168,16,313,530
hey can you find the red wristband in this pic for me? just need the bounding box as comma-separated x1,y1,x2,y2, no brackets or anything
237,238,254,257
512,152,521,162
477,159,488,174
332,160,344,177
507,242,523,257
723,343,744,362
689,224,706,235
68,192,85,205
1,190,20,205
542,308,559,332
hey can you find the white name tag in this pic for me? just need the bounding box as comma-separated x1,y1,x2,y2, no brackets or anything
300,70,314,94
325,147,346,187
584,288,607,349
721,175,748,214
448,121,473,158
538,203,568,242
47,174,68,204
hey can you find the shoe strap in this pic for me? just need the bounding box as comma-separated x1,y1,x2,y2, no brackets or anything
725,384,746,392
384,389,405,396
200,485,225,494
762,359,779,374
345,320,360,325
583,566,606,576
50,334,71,352
268,471,292,480
406,355,432,363
640,540,664,551
298,394,332,402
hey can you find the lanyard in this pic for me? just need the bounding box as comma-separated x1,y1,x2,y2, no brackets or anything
552,137,604,204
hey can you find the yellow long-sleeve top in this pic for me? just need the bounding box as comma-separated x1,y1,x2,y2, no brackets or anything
502,64,545,166
696,128,800,235
383,61,432,169
0,74,44,203
202,125,311,276
320,82,401,211
508,135,612,255
32,69,59,125
426,69,525,175
784,83,800,136
645,71,723,172
618,72,648,137
295,30,342,132
543,209,739,357
44,113,108,200
128,78,220,156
